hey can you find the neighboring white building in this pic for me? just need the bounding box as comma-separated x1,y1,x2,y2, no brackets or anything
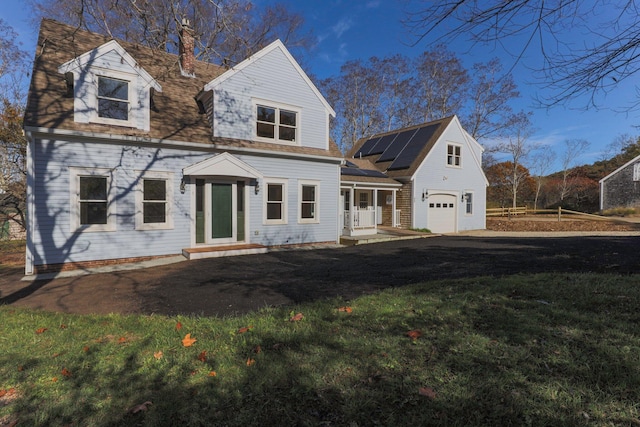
23,19,341,275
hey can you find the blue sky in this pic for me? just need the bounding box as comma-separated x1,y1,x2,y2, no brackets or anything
4,1,639,173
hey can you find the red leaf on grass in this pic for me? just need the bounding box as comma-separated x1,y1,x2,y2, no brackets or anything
197,351,207,362
35,327,48,334
153,351,163,360
406,330,422,340
118,337,127,344
175,321,182,331
237,325,253,334
419,386,437,399
61,368,72,377
208,371,217,377
60,324,67,329
289,312,304,322
182,333,196,347
253,345,262,354
246,358,255,366
337,306,353,313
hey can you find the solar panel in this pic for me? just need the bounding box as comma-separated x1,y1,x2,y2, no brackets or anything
387,124,440,170
376,128,419,163
353,137,381,158
368,133,398,155
341,167,388,178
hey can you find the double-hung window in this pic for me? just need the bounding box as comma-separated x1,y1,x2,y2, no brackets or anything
299,181,319,223
447,144,461,167
264,179,288,224
70,167,116,232
97,76,130,121
256,103,298,143
135,172,173,230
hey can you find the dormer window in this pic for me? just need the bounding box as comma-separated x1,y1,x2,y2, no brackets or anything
98,76,129,121
255,102,299,144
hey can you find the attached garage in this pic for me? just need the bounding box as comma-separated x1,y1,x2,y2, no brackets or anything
427,194,457,233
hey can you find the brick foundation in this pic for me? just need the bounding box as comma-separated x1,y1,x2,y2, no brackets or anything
33,254,180,275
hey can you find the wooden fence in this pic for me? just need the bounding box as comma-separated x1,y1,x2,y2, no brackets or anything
487,207,611,221
486,206,528,217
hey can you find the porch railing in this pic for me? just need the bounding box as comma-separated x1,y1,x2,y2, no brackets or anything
344,208,376,229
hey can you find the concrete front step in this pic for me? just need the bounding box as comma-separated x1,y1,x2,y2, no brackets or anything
182,244,268,260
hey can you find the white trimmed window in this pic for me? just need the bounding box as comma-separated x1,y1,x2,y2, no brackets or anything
264,179,288,224
465,192,473,214
92,70,135,127
135,171,174,230
70,167,116,232
447,144,461,167
633,163,640,181
255,101,299,144
298,180,319,223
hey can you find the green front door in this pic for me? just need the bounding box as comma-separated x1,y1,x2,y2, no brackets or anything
211,183,233,239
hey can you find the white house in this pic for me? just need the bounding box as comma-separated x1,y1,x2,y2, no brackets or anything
343,116,488,235
23,19,342,275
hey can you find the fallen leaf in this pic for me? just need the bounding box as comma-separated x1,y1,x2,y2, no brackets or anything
208,371,217,377
153,351,163,360
253,345,262,354
60,324,67,329
182,333,197,347
197,351,207,362
17,366,23,372
118,337,127,344
52,352,60,358
406,329,422,340
51,377,58,382
419,386,437,399
237,325,253,334
246,358,255,366
175,321,182,331
289,312,304,322
61,368,72,377
129,401,152,414
338,306,353,313
35,327,48,334
83,346,90,353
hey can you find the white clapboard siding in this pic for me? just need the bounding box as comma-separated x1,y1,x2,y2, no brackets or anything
212,46,329,150
411,119,487,232
29,138,339,266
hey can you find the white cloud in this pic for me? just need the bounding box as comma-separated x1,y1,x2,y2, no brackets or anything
332,17,353,39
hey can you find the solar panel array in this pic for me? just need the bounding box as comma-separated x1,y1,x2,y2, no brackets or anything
351,122,442,171
341,167,388,178
388,124,439,170
376,129,419,162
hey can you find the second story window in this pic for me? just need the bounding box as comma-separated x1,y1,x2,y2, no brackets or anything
98,76,129,121
447,144,461,167
256,104,297,143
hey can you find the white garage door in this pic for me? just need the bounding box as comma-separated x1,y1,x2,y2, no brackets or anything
428,194,456,233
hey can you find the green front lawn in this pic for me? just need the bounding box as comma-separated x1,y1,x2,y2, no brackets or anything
2,273,640,426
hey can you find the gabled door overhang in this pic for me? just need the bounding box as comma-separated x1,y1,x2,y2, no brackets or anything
183,152,263,179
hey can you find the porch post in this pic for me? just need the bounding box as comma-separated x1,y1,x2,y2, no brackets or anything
349,187,355,231
373,189,378,227
392,189,397,227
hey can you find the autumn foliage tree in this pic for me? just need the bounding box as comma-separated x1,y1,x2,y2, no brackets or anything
485,161,535,208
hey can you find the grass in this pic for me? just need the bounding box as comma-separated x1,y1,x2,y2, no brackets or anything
2,273,640,426
602,207,638,217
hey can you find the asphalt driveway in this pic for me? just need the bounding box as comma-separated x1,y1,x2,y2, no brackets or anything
1,234,639,317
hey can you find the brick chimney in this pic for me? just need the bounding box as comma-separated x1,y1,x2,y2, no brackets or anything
179,18,195,77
